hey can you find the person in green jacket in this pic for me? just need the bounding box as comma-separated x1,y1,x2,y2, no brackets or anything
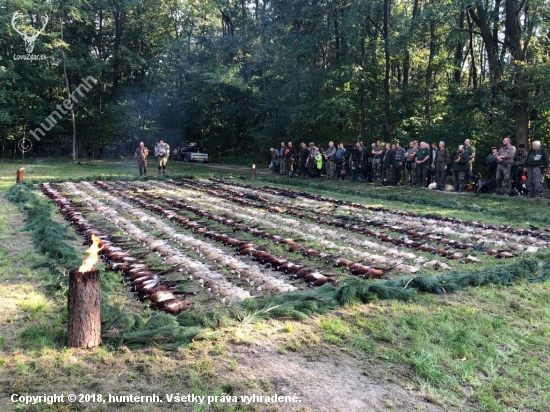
414,142,431,188
433,141,450,190
524,140,549,198
463,139,476,183
452,145,469,192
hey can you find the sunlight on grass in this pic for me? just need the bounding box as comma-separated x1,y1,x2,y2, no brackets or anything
19,293,52,318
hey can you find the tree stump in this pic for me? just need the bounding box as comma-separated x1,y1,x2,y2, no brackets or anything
67,269,101,348
16,167,25,183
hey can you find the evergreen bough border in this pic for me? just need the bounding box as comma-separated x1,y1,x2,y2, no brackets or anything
6,180,550,350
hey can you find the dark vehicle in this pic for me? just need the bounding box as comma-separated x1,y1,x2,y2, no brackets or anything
180,142,208,162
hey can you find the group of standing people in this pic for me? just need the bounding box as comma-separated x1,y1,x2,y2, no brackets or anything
376,138,474,192
485,137,548,197
270,141,332,179
133,140,170,176
269,136,548,198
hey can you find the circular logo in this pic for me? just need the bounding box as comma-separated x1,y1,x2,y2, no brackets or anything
18,138,33,153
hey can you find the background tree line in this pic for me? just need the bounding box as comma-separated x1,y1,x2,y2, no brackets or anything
1,0,550,165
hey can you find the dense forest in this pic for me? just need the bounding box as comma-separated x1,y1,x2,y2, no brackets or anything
1,0,550,162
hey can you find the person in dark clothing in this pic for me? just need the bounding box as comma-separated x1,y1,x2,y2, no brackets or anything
299,142,310,178
285,141,296,177
393,142,405,184
452,145,469,192
307,143,317,177
350,143,362,182
361,143,372,182
463,138,476,183
381,143,395,183
371,141,384,180
525,140,549,198
416,142,432,188
269,148,280,174
433,141,449,190
512,143,527,189
335,143,346,180
344,143,354,178
485,146,498,181
427,142,437,185
404,141,417,186
279,142,287,175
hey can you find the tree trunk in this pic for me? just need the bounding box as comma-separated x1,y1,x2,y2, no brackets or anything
67,269,101,348
359,29,366,142
113,7,124,104
515,103,529,148
383,0,392,139
466,13,478,89
425,22,435,126
402,0,419,90
60,0,77,163
454,11,465,84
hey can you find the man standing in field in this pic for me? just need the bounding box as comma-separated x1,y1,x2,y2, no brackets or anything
495,136,516,195
403,141,417,186
433,141,450,190
335,143,346,180
393,142,405,184
512,143,527,187
155,140,170,175
463,139,475,183
415,142,431,188
325,141,337,180
134,141,149,176
279,142,287,175
453,145,469,192
524,140,549,198
285,141,296,177
371,140,384,180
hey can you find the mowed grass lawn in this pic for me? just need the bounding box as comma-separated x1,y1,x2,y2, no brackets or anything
0,157,549,412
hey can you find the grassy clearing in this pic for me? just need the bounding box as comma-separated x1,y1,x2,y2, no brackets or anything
1,158,550,411
314,284,550,410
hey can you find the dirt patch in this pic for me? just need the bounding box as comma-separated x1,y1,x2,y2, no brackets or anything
221,338,447,412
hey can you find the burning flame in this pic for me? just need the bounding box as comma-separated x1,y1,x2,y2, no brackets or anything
78,234,104,273
252,164,256,169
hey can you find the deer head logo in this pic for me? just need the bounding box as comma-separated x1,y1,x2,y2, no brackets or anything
11,11,48,54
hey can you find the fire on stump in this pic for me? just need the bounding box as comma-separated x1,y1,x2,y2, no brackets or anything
67,234,104,348
251,164,256,179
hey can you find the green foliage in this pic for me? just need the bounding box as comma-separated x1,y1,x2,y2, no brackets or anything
20,324,66,351
6,182,81,268
3,0,550,160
